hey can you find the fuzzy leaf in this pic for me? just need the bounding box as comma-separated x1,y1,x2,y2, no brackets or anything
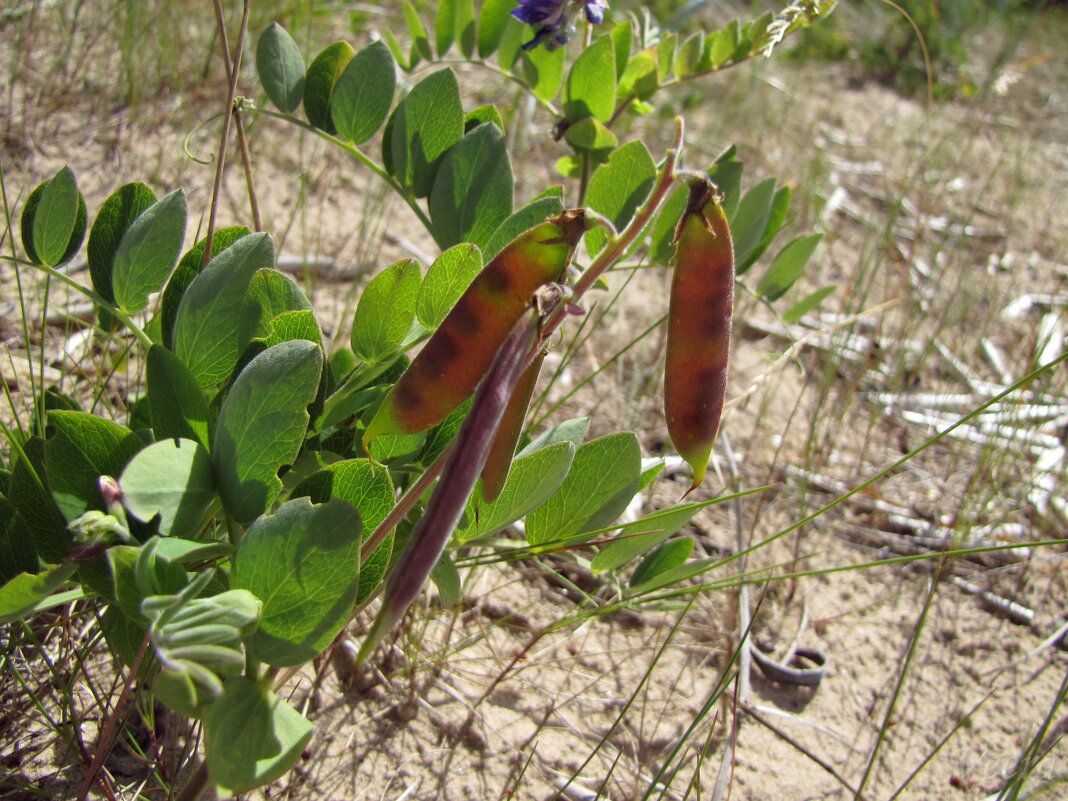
119,439,215,538
213,340,323,525
146,346,211,448
456,440,575,542
87,182,157,304
429,123,514,251
389,68,464,198
524,433,641,546
173,233,275,387
564,35,616,123
584,140,656,256
112,189,187,313
331,40,396,145
256,23,305,112
44,411,144,522
203,678,313,794
231,498,361,665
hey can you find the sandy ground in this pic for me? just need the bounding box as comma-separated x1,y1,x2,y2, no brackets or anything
2,7,1067,801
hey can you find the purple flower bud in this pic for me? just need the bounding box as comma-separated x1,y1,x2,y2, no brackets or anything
99,475,124,514
512,0,608,52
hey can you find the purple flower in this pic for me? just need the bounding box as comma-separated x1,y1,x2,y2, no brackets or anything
512,0,608,51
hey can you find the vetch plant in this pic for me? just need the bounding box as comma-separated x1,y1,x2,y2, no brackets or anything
0,1,839,795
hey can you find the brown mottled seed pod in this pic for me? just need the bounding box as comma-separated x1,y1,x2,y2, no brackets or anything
364,210,587,443
356,301,554,664
664,178,735,493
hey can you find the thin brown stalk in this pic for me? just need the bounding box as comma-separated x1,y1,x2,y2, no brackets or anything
204,0,252,265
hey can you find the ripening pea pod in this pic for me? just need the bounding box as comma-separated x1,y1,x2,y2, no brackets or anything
664,178,735,494
363,209,588,442
357,296,557,664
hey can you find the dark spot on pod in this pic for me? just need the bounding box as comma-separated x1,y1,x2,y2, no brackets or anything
393,381,421,411
423,330,461,368
450,297,481,337
483,267,512,296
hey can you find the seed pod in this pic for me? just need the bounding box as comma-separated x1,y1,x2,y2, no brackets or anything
664,178,734,493
479,350,545,503
364,210,587,442
357,300,554,664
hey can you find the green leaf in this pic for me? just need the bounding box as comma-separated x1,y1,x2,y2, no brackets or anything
119,439,215,539
429,123,514,251
146,345,211,448
389,68,464,198
656,33,676,83
436,0,476,57
478,0,513,58
563,117,618,153
45,411,145,522
0,563,78,625
173,232,275,387
430,550,461,606
162,226,251,351
203,678,313,795
648,184,687,265
783,285,836,324
518,416,589,457
483,195,564,261
609,21,632,81
710,20,740,69
0,496,37,583
584,141,656,256
629,537,693,588
87,182,157,305
757,233,823,301
707,159,744,221
112,189,187,314
457,440,576,542
259,310,323,351
617,47,658,102
564,35,616,123
496,16,525,72
464,104,504,134
351,259,421,363
303,41,355,134
729,178,776,276
256,23,305,113
331,40,396,145
213,340,323,525
8,438,69,562
243,268,313,344
521,43,565,104
740,185,791,274
674,32,705,79
590,504,704,574
402,1,433,62
416,243,482,330
524,433,641,546
26,166,81,267
382,29,410,71
231,497,361,666
290,458,395,605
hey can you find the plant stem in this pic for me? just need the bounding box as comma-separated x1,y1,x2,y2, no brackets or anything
204,0,251,265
